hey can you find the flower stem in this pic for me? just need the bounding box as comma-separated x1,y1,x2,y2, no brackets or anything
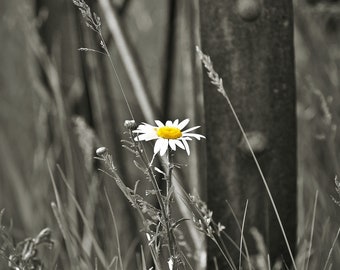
131,131,177,267
165,149,177,269
166,149,173,216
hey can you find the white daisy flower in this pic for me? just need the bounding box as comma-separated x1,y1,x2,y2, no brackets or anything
133,119,205,156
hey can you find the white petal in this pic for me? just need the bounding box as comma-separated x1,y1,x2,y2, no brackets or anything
137,133,158,141
173,119,179,125
155,120,164,127
182,126,200,133
166,120,172,126
168,257,174,270
154,167,165,175
174,140,185,150
169,139,177,150
182,139,190,155
178,119,190,130
133,127,145,133
159,140,169,156
154,139,163,154
134,124,155,133
183,133,205,140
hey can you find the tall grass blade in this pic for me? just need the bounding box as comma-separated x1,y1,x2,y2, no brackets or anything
225,200,252,269
104,188,124,270
56,165,108,268
50,203,80,270
49,162,81,270
267,254,271,270
140,246,147,270
239,200,248,270
322,227,340,270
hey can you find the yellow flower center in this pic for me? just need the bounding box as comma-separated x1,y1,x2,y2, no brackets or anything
157,126,182,139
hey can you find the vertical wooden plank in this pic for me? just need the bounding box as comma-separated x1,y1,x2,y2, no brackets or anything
199,0,297,267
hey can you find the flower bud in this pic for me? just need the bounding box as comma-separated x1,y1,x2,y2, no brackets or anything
96,147,108,157
124,120,137,130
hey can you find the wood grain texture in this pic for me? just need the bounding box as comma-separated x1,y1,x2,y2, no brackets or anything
200,0,297,267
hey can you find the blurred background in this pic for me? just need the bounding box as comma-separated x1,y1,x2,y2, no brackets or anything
0,0,340,269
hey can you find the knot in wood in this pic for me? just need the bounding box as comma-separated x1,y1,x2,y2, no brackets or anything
238,131,267,155
237,0,262,22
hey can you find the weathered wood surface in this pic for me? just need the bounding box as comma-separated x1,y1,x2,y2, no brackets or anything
200,0,297,267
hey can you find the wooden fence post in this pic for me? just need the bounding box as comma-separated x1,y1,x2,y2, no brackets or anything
199,0,297,268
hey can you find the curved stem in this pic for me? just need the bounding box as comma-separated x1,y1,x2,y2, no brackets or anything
130,131,176,266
